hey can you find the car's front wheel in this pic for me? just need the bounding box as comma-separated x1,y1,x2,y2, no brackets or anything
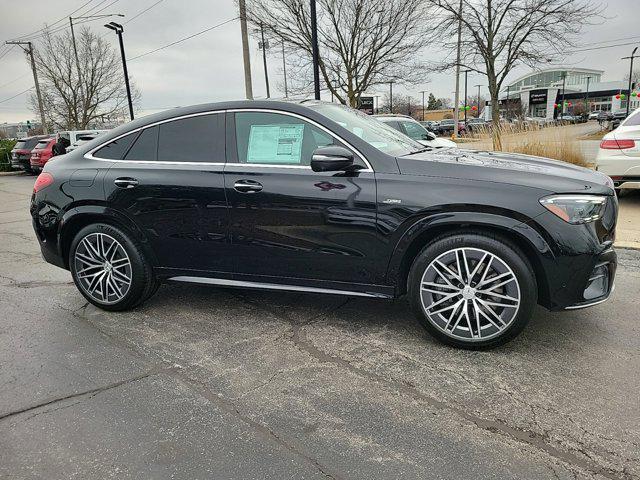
408,232,537,349
69,223,156,311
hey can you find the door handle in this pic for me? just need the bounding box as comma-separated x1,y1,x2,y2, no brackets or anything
114,177,138,189
234,179,263,193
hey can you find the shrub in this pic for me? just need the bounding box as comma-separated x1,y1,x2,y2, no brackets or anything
0,139,17,172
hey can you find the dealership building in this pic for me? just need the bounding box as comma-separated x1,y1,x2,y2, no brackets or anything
485,67,640,120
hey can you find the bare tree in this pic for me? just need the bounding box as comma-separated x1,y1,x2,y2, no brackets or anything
29,27,139,130
379,94,422,117
429,0,603,150
245,0,432,107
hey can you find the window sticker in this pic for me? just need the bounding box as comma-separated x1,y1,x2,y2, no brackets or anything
246,124,304,164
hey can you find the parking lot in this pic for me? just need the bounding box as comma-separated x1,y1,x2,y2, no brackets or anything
1,173,639,479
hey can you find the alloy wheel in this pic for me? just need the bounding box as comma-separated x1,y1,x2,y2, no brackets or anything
74,232,132,304
419,247,521,341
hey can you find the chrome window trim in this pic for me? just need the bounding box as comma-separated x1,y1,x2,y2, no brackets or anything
84,110,226,165
84,108,374,172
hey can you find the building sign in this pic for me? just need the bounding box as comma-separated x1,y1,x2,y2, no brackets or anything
357,96,374,115
529,90,548,104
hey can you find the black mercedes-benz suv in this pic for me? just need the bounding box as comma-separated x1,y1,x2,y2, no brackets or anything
31,100,617,349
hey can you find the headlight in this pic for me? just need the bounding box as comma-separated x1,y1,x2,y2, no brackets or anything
539,195,607,224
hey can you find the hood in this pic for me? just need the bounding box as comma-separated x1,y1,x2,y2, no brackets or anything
397,149,614,195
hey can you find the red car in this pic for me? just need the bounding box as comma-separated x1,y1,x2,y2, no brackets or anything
29,137,56,172
10,135,49,174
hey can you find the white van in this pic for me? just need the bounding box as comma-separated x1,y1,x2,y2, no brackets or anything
56,129,109,146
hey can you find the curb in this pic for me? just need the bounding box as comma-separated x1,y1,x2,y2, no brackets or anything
0,171,24,177
615,241,640,250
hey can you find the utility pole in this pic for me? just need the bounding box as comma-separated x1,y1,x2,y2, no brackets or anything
281,39,288,97
623,47,639,118
69,17,84,127
6,41,47,134
104,22,134,120
238,0,253,99
310,0,321,100
453,0,463,138
419,90,427,121
374,95,380,114
389,81,394,113
474,84,482,117
257,23,270,98
506,85,510,120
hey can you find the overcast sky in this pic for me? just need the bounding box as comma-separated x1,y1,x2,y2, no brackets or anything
0,0,638,123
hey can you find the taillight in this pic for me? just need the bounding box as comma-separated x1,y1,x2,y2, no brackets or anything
33,172,54,193
600,139,635,149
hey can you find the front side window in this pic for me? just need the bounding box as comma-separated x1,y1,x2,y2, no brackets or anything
125,126,159,161
93,131,139,160
308,103,423,156
234,112,338,166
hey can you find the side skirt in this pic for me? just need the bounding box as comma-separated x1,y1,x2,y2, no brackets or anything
167,276,393,299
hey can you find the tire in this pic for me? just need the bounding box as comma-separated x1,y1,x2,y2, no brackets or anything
408,232,537,349
69,223,156,311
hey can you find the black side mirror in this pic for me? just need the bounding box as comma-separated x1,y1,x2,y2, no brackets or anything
311,146,354,172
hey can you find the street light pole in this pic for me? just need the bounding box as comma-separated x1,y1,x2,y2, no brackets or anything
70,14,123,127
561,71,567,116
310,0,321,100
463,69,470,123
453,0,463,138
104,22,134,121
623,47,639,118
419,90,427,121
474,84,482,117
6,41,47,134
585,76,591,114
389,81,394,113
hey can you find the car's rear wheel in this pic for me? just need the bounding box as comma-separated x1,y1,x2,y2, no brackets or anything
69,223,156,311
408,232,537,349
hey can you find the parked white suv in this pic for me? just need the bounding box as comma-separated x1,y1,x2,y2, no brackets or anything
596,107,640,191
374,115,457,149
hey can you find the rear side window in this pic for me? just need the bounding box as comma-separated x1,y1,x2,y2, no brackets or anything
125,126,159,161
23,138,41,149
158,114,223,162
93,131,138,160
624,110,640,127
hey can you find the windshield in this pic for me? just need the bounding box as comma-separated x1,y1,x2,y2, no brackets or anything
35,140,50,149
14,141,26,149
307,103,424,156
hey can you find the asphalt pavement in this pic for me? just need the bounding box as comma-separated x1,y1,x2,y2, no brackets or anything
1,174,639,479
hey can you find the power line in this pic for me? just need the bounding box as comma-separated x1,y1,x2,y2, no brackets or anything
7,0,97,41
0,72,30,90
0,87,34,104
0,45,15,60
566,40,640,54
125,0,164,24
128,17,238,61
